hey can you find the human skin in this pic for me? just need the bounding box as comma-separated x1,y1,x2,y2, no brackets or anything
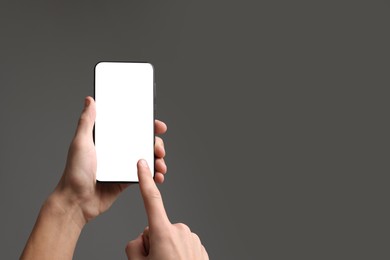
125,160,209,260
20,96,168,260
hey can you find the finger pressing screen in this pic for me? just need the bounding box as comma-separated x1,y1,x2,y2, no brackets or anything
137,160,171,230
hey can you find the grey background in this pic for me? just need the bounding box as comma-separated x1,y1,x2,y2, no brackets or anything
0,1,388,259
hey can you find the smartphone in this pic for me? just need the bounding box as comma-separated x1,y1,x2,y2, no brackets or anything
94,61,154,182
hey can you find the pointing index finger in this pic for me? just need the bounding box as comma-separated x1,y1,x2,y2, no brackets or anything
137,160,171,230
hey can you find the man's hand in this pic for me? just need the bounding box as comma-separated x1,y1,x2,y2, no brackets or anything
125,160,209,260
54,96,168,227
21,96,168,260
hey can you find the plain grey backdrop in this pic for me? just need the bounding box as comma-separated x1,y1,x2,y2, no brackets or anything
0,1,388,259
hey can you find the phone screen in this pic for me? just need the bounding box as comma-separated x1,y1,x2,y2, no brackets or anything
94,62,154,182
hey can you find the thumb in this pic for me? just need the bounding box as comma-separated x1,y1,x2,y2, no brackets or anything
125,234,147,260
75,96,96,138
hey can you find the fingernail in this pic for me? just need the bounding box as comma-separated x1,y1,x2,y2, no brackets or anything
140,159,148,168
84,97,90,107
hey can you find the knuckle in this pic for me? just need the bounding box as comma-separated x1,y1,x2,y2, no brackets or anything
125,241,133,253
192,233,201,243
156,158,164,167
154,227,173,240
78,112,89,124
157,159,167,174
70,137,84,150
146,187,162,201
175,223,191,233
155,136,164,147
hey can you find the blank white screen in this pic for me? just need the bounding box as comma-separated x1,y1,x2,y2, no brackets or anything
95,62,154,182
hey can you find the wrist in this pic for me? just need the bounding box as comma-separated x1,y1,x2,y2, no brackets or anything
20,190,86,260
45,189,87,231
